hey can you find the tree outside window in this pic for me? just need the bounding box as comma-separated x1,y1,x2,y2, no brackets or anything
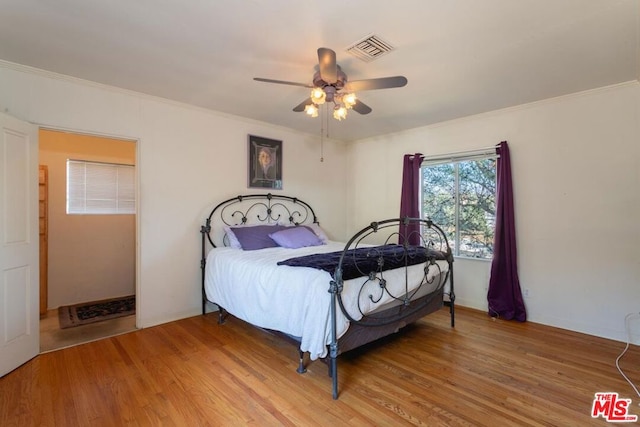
421,157,496,259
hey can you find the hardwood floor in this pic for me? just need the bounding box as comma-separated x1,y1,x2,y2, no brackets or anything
1,306,638,426
40,309,137,353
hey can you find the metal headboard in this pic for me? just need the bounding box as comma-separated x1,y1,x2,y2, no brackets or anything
201,193,319,248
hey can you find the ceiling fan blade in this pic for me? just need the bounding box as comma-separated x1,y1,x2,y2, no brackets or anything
254,77,313,88
293,98,312,112
347,76,408,92
352,100,372,115
317,48,338,84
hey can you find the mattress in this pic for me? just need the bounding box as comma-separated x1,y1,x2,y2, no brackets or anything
204,241,448,360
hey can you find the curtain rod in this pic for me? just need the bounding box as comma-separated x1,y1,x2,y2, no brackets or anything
421,145,499,163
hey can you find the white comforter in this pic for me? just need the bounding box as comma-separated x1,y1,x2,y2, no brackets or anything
204,241,448,360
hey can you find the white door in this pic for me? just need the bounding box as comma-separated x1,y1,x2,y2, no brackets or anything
0,112,39,377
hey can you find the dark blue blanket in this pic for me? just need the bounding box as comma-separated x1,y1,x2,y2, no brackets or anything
277,244,446,281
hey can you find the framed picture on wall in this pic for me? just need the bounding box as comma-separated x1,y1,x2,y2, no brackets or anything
248,135,283,189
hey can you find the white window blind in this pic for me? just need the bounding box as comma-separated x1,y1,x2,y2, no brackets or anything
67,160,135,214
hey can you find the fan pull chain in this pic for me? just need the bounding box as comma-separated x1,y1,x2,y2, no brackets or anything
320,104,329,162
320,107,324,162
326,105,330,139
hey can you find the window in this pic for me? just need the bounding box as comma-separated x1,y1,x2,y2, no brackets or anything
67,160,135,214
420,151,497,259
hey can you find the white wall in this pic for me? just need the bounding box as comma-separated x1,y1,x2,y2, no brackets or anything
346,82,640,345
0,61,348,327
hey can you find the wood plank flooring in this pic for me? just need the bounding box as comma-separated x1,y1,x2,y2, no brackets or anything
40,308,137,353
1,306,639,426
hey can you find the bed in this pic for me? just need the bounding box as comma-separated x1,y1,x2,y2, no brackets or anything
200,193,455,399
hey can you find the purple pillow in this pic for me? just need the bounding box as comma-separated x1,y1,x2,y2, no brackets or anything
269,226,324,249
230,224,288,250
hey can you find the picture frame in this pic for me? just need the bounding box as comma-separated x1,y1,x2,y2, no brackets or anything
247,135,283,189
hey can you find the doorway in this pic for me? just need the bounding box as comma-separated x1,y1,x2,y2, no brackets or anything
38,129,138,352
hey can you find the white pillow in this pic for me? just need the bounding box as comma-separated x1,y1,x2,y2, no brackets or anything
223,225,242,249
306,223,329,244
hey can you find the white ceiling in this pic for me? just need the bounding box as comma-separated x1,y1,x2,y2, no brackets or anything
0,0,638,141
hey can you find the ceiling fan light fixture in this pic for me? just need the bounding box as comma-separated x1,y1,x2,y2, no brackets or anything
333,105,348,121
310,87,326,105
304,103,319,118
342,93,357,109
255,47,406,122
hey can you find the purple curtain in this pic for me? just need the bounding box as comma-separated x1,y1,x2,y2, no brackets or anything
399,153,424,245
487,141,526,321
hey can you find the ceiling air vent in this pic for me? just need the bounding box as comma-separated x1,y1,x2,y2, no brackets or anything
346,34,395,62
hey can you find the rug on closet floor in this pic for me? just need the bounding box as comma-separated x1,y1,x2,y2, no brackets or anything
58,295,135,329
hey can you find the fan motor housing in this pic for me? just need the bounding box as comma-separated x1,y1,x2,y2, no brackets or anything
312,68,346,90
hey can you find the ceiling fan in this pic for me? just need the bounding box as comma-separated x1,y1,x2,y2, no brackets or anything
254,47,408,121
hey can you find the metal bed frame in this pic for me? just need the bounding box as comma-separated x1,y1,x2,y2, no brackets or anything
200,193,455,399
